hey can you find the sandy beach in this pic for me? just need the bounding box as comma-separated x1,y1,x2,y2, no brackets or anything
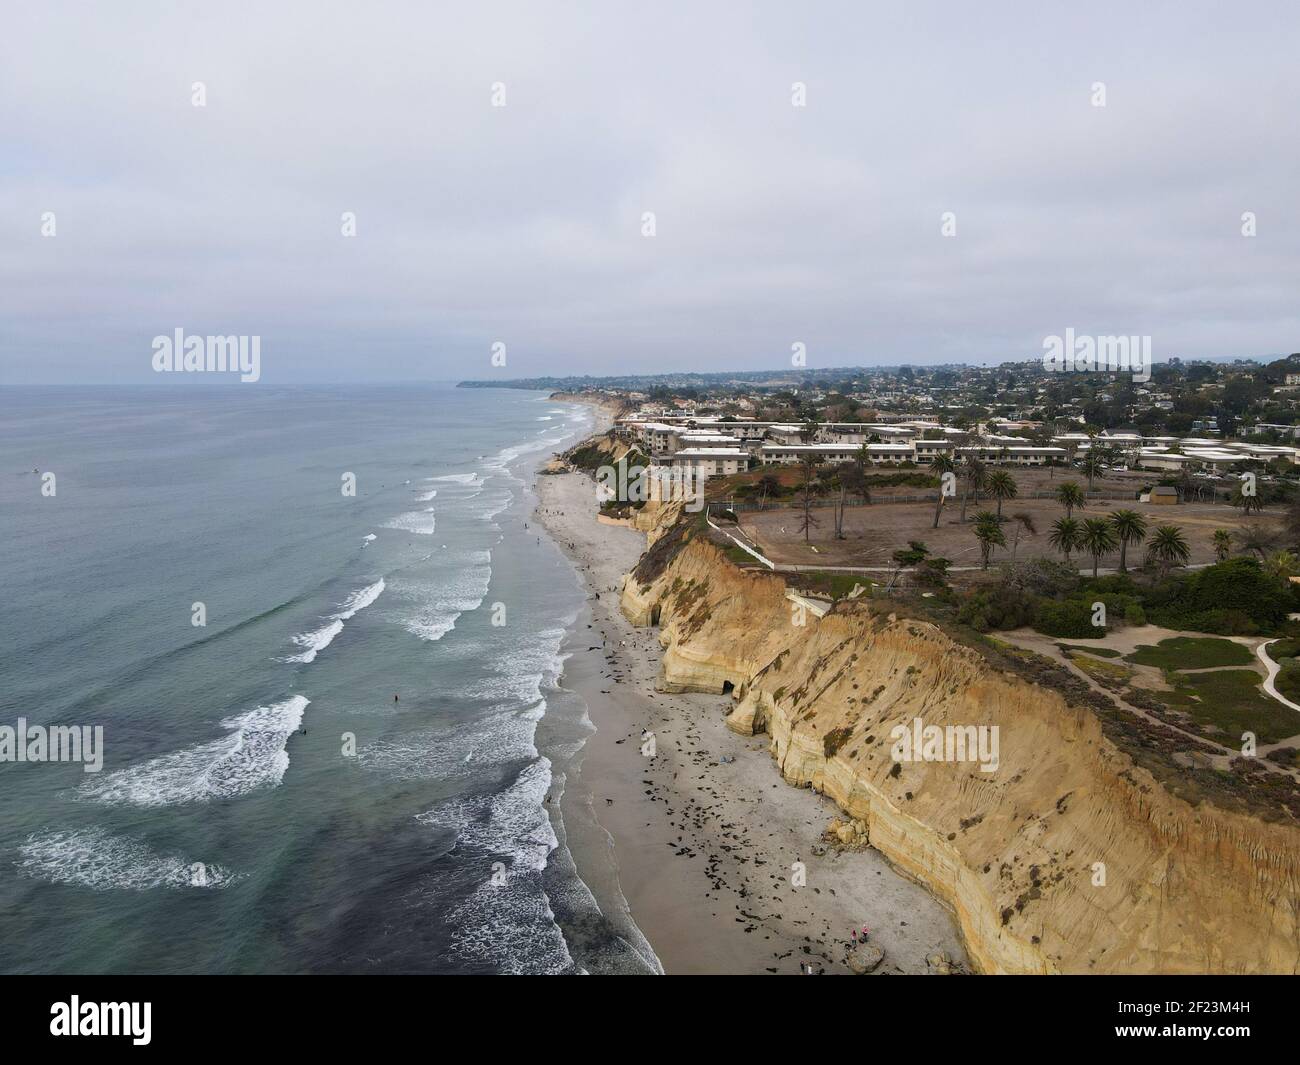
533,435,967,975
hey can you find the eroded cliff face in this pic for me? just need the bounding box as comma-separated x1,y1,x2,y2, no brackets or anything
620,537,1300,974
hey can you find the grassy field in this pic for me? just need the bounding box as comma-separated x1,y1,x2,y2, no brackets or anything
1171,670,1300,744
1126,637,1254,670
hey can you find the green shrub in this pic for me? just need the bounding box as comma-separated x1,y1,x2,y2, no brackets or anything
1123,602,1147,626
1034,598,1104,639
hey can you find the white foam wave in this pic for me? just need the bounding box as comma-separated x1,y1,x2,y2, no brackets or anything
417,759,573,974
332,578,385,620
283,619,344,662
428,473,482,485
79,695,308,806
18,828,241,891
415,489,438,501
383,511,437,535
385,553,491,641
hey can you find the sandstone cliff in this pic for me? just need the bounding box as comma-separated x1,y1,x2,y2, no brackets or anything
620,534,1300,974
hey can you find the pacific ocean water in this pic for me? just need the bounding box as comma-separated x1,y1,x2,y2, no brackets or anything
0,383,656,974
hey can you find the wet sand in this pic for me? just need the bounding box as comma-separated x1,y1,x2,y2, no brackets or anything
535,461,968,975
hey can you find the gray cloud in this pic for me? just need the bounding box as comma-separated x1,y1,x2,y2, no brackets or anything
2,0,1297,383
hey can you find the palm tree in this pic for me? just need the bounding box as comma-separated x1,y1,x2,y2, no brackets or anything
1080,517,1118,578
986,470,1018,520
1048,517,1082,562
928,453,956,529
959,456,987,523
1232,483,1265,517
1212,529,1232,561
972,511,1006,569
1108,510,1148,573
1146,525,1191,577
1080,450,1105,492
1008,511,1036,563
1265,550,1299,582
1055,480,1085,519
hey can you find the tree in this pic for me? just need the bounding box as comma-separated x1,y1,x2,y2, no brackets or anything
832,463,862,540
1265,550,1299,582
1146,524,1191,577
799,419,820,444
928,453,956,529
1008,512,1036,563
1080,450,1105,491
1080,517,1118,578
853,442,869,481
892,541,930,566
986,470,1018,520
973,511,1006,569
1237,522,1277,559
1212,529,1232,561
959,456,987,523
756,473,781,507
1055,480,1085,519
1232,482,1265,517
797,455,820,544
1108,509,1148,573
1048,517,1082,562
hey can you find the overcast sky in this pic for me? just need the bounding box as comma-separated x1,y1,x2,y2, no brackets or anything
2,1,1297,384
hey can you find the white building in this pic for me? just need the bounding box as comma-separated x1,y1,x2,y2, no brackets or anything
670,447,750,479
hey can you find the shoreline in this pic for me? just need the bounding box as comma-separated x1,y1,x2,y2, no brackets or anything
533,413,967,975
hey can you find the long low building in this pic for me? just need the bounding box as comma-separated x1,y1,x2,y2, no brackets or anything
760,443,914,466
669,447,751,478
955,445,1068,466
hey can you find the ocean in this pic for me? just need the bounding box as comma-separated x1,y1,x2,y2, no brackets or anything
0,383,657,974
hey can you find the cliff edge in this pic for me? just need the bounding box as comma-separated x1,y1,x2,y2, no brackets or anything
620,531,1300,974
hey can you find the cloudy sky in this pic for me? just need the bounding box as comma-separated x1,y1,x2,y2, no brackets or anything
2,1,1297,383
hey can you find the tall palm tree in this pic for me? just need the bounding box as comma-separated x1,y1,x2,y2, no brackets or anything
1055,480,1085,519
1108,509,1148,573
928,453,956,529
1080,450,1105,492
1145,525,1191,577
972,510,1006,569
1080,517,1118,578
959,456,987,523
1212,529,1232,561
1048,517,1082,562
986,470,1018,520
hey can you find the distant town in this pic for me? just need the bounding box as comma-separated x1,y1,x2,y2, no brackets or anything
467,353,1300,483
